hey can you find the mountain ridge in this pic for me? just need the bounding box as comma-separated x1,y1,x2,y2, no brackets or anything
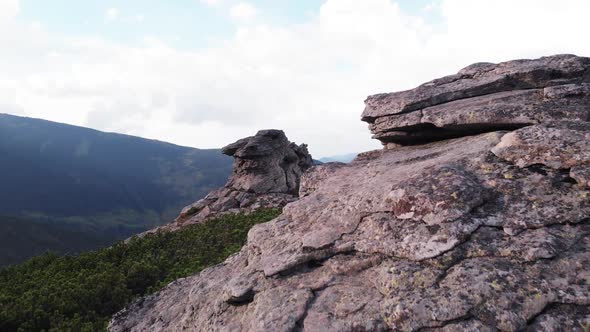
0,113,233,265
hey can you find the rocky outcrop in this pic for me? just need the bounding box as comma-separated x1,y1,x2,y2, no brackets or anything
363,54,590,146
110,55,590,331
153,129,313,232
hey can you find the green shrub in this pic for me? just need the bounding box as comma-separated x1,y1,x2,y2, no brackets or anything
0,209,281,332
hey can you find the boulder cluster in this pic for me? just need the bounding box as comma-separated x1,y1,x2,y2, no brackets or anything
157,129,313,232
111,55,590,331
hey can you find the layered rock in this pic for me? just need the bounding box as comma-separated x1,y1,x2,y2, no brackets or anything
363,54,590,146
156,129,313,232
110,55,590,332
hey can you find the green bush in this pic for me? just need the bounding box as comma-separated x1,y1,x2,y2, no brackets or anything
0,209,281,332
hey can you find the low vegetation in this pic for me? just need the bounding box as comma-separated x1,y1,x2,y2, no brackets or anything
0,209,281,332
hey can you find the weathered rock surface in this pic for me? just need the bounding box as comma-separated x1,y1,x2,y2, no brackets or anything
364,54,590,145
110,56,590,332
147,129,313,233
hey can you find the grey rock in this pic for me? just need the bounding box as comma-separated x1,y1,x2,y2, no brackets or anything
389,166,490,225
248,287,312,332
492,121,590,169
222,129,313,195
369,87,590,137
302,284,388,332
363,55,590,145
110,131,590,332
571,166,590,188
111,57,590,332
363,54,590,120
299,162,347,197
138,130,312,235
525,304,590,332
175,129,312,226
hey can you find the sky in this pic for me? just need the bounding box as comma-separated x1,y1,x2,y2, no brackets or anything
1,0,589,158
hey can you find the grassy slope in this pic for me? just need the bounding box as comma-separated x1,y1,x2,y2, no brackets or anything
0,209,281,332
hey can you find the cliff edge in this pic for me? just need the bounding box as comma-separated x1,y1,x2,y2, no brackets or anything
110,54,590,331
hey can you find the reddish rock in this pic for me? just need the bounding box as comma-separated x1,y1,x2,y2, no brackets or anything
111,56,590,332
363,55,590,146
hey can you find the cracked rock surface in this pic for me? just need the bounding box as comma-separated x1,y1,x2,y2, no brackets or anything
110,56,590,331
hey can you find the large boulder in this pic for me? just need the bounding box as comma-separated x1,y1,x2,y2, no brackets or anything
145,129,313,233
221,129,313,195
110,55,590,331
363,54,590,146
175,129,313,226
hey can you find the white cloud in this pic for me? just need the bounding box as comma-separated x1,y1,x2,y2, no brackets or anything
105,8,120,21
230,2,257,22
422,2,437,11
200,0,222,6
1,0,590,158
0,0,19,20
0,103,25,115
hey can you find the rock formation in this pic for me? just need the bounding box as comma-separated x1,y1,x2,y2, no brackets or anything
363,54,590,147
153,129,313,232
110,55,590,331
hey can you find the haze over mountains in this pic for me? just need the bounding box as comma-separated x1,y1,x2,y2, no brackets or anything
0,113,233,265
318,153,358,163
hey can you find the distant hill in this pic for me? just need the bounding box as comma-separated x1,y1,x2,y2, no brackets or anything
0,113,233,265
319,152,358,163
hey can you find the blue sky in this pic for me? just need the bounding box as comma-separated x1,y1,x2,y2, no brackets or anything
17,0,441,49
1,0,588,157
18,0,321,48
